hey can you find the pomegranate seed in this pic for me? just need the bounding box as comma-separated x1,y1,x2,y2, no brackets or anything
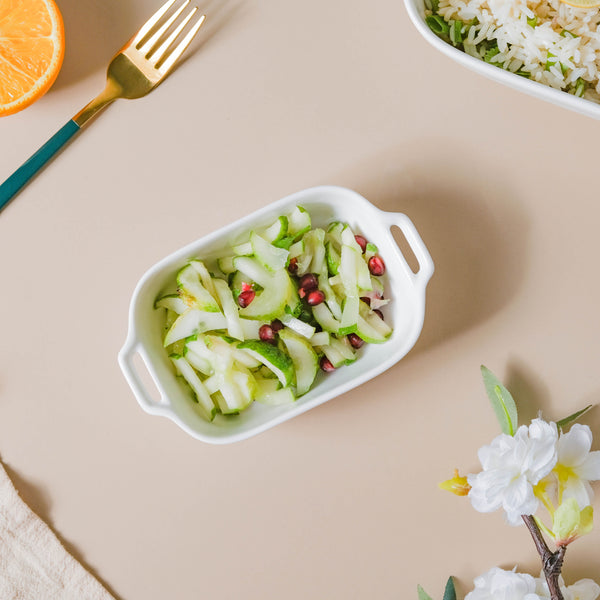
347,333,364,349
270,319,284,332
368,255,386,276
354,235,368,253
306,289,326,306
298,273,318,291
288,257,298,274
259,324,277,344
241,282,253,292
237,290,255,307
360,296,371,307
298,287,307,299
373,309,384,320
320,356,335,372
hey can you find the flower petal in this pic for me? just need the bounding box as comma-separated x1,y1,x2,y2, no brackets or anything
577,451,600,481
503,473,538,519
562,476,593,509
558,424,593,467
568,579,600,600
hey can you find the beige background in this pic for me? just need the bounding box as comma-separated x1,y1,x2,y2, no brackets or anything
1,0,600,598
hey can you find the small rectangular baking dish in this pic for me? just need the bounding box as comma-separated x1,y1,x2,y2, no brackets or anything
118,185,434,444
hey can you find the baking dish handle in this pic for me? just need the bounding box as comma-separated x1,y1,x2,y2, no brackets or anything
118,335,168,415
381,211,434,290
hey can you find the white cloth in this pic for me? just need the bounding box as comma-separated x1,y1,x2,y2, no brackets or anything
0,461,114,600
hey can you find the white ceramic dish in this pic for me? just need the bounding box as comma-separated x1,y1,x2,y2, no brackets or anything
118,185,434,444
404,0,600,120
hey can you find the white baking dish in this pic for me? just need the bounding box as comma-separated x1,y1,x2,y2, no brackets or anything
404,0,600,120
118,186,434,444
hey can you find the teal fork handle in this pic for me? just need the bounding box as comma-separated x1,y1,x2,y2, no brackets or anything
0,119,81,213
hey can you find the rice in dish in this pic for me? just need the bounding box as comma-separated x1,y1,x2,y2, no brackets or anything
424,0,600,102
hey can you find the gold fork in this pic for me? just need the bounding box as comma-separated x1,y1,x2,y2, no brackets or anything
0,0,206,212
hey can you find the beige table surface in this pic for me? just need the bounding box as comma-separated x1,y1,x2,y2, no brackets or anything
1,0,600,598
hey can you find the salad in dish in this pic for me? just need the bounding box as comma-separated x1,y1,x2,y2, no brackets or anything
154,206,393,421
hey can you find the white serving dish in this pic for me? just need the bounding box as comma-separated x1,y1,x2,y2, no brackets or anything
404,0,600,120
118,185,434,444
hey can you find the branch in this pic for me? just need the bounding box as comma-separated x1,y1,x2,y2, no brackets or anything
522,515,567,600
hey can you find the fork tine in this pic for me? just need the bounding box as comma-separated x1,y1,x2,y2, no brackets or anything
157,13,205,74
138,0,190,55
133,0,178,46
151,6,198,64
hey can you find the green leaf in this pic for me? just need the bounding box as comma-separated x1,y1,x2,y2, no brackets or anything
557,405,594,431
481,365,518,435
417,585,433,600
442,577,457,600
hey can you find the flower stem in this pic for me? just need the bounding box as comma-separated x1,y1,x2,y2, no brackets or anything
522,515,567,600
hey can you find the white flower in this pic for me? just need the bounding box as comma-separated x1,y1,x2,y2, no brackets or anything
536,573,600,600
553,424,600,508
468,419,558,525
465,567,541,600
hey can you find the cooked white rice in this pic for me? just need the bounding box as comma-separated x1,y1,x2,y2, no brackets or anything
424,0,600,102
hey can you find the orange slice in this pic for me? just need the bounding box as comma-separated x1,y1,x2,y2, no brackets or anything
0,0,65,117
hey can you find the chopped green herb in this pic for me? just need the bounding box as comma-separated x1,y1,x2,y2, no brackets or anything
514,69,531,78
561,29,578,38
426,14,450,35
449,19,464,45
527,16,538,27
575,77,586,97
431,0,440,12
484,45,500,63
546,51,568,75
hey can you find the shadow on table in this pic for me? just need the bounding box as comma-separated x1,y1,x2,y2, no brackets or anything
54,0,243,91
344,141,531,356
3,462,123,600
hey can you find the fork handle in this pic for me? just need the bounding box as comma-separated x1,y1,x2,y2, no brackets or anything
0,119,81,213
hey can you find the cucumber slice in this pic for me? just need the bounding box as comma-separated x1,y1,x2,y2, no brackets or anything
263,215,288,243
164,309,227,347
325,240,341,276
341,225,362,252
238,269,292,321
355,311,392,343
304,228,326,275
177,264,220,312
233,256,273,288
312,302,341,334
237,340,294,386
279,329,318,395
318,274,343,320
286,282,302,317
317,344,347,368
255,385,296,405
155,294,188,314
240,318,262,339
212,278,244,341
280,314,316,339
329,335,356,363
183,345,214,375
217,256,236,275
190,259,217,298
288,205,311,240
288,239,305,259
339,295,359,335
250,231,289,272
170,355,216,421
310,331,330,346
219,372,254,412
232,241,253,256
